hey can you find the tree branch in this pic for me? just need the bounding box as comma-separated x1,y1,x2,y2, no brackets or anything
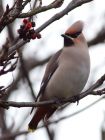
19,0,64,18
19,50,36,100
0,131,28,140
0,0,29,32
35,0,93,33
88,27,105,47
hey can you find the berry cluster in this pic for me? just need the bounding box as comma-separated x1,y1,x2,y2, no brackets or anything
17,19,41,41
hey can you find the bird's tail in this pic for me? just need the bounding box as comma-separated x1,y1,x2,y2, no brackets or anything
28,106,57,131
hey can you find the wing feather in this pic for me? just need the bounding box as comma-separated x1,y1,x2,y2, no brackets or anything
36,49,62,101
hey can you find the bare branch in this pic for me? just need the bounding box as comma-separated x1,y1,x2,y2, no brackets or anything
35,0,93,33
0,131,28,140
19,50,36,100
0,0,28,32
8,39,27,55
88,27,105,47
19,0,64,18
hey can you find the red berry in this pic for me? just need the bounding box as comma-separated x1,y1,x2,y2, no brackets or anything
26,32,31,39
31,34,37,39
36,33,41,39
19,34,23,39
17,29,20,33
25,22,32,29
23,19,28,24
17,29,22,34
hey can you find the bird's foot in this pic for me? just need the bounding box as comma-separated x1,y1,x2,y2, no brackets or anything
74,95,80,105
43,117,49,126
53,97,63,107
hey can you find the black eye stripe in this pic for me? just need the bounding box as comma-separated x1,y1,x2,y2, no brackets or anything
65,31,81,38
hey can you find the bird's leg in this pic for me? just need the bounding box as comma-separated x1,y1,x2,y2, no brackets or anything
73,94,80,105
43,116,49,126
54,97,69,109
52,97,63,108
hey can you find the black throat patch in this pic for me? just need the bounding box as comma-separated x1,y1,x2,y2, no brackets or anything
64,37,74,47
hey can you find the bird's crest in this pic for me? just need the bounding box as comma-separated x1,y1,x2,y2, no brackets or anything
65,21,84,37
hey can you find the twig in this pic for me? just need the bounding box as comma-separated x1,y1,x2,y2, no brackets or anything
0,0,29,32
0,131,28,140
35,0,93,33
8,39,27,55
19,0,64,18
88,27,105,47
19,51,36,100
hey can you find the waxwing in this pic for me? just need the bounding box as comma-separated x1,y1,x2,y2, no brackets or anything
28,20,90,131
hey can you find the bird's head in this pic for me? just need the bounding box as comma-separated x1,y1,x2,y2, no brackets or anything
61,21,85,47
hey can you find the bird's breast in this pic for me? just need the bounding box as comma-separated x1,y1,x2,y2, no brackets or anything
44,47,90,100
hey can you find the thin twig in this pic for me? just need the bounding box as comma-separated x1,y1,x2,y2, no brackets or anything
0,131,28,140
19,0,64,18
19,50,36,100
0,0,30,32
35,0,93,33
88,27,105,47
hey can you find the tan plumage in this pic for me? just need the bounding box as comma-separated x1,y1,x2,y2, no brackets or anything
28,20,90,131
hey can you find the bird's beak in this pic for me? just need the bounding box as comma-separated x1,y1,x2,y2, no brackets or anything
61,34,74,46
61,34,68,38
61,34,66,38
61,34,71,39
61,34,72,40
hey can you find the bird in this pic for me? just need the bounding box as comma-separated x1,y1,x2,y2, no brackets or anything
28,20,90,131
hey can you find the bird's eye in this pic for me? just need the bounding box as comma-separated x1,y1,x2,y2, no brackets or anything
66,31,81,38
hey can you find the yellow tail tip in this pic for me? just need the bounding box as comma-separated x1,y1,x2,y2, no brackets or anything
28,127,36,132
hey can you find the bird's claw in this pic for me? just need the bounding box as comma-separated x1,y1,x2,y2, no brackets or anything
74,95,80,105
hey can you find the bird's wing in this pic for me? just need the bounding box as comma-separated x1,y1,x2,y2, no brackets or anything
36,49,62,101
